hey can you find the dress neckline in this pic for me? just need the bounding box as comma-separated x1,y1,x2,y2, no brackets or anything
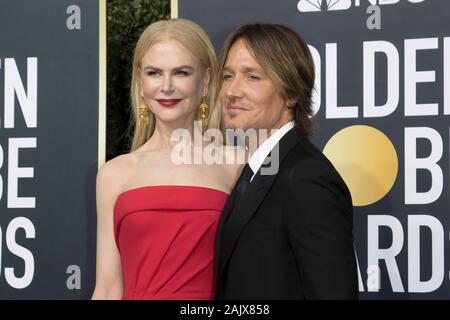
117,185,230,200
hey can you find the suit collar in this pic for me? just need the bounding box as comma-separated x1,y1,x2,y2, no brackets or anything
248,121,295,181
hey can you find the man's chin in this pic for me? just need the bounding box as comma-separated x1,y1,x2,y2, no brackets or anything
224,117,245,130
225,123,247,131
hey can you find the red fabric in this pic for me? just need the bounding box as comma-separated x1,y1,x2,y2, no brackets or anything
114,185,228,300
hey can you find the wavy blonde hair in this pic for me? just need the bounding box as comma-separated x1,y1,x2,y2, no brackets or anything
129,18,223,151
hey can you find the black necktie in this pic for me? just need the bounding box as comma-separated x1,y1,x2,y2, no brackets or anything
238,163,253,195
227,164,253,221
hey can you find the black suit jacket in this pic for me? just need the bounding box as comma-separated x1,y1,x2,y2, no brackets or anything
214,128,358,299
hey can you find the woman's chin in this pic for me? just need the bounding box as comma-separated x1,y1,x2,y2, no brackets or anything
155,114,196,128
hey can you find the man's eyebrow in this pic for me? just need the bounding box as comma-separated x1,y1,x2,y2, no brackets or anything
242,67,262,73
222,66,262,73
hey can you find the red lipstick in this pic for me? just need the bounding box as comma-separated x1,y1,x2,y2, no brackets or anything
157,99,182,107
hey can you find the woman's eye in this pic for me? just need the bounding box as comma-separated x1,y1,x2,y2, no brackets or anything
175,70,189,76
146,71,160,77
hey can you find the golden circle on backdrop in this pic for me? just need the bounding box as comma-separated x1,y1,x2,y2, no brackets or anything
323,125,398,207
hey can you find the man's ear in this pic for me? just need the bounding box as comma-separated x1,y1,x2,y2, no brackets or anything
285,97,298,109
202,68,211,97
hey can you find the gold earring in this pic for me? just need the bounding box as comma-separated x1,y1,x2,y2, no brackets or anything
199,98,209,128
139,98,149,127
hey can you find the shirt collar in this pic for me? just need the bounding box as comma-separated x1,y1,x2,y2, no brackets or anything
248,121,295,181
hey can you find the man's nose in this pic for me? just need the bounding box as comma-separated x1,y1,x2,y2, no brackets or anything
224,76,244,99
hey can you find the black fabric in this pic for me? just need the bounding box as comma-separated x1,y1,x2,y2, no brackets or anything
228,164,253,217
214,128,359,300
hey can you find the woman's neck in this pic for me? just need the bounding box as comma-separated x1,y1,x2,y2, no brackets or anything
146,119,201,151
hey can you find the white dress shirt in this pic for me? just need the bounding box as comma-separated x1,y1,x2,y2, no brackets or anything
248,121,295,182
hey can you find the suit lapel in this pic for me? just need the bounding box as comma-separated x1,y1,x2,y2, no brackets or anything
217,128,303,284
219,172,275,274
214,178,241,282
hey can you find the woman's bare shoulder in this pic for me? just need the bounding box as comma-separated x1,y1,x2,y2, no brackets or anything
97,153,140,188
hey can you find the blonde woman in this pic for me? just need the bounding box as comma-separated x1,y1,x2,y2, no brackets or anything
91,19,242,300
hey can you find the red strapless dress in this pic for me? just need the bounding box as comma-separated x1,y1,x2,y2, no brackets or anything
113,185,228,300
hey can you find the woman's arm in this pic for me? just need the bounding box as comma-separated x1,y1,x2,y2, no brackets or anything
91,161,124,300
